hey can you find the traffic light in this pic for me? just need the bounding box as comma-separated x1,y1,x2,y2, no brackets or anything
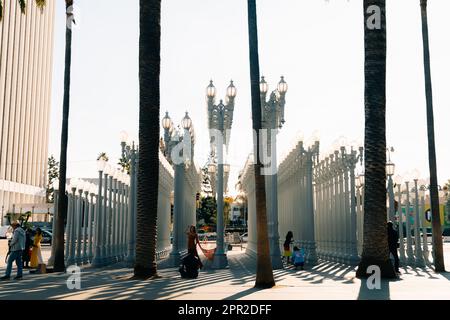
196,193,200,201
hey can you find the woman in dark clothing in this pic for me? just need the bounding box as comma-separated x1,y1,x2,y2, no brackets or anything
387,221,400,274
186,225,203,269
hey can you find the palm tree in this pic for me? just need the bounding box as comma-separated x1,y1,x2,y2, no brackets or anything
0,0,45,21
356,0,396,279
419,0,445,272
247,0,275,288
133,0,161,279
53,0,75,272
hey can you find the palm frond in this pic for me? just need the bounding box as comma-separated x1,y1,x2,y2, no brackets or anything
18,0,26,14
35,0,45,12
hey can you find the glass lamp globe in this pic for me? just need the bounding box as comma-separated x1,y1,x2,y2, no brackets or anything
386,162,395,176
227,80,237,99
356,176,361,188
52,179,60,191
119,131,129,143
70,178,79,190
89,184,97,195
97,158,107,172
206,80,216,98
208,163,216,174
277,76,288,94
162,111,172,130
259,76,268,94
359,174,365,186
181,112,192,130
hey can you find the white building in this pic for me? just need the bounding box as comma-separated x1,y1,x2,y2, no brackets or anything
0,0,55,224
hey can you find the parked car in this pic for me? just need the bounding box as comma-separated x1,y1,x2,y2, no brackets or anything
0,225,13,239
240,232,248,243
31,229,52,245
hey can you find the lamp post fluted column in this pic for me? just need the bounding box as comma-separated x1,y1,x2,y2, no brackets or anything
414,179,425,267
92,164,104,267
405,181,415,265
126,145,137,267
397,184,406,264
206,80,236,269
259,76,287,269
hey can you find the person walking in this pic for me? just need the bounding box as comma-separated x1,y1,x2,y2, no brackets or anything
283,231,294,264
30,228,44,272
387,221,400,274
1,222,26,280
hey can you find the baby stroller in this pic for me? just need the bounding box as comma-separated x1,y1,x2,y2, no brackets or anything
179,253,201,279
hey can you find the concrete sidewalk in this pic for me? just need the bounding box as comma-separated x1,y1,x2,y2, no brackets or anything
0,245,449,300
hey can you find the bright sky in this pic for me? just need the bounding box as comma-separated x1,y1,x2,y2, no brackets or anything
48,0,450,195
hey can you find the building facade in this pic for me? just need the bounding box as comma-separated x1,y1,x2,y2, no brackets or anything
0,0,55,224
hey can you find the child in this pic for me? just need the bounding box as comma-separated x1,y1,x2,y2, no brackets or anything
283,231,294,264
291,246,305,270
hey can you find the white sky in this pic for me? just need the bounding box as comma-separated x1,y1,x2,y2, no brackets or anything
48,0,450,195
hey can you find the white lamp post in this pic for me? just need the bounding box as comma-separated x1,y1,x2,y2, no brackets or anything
404,179,415,266
413,177,425,267
167,112,196,267
386,161,396,222
206,80,236,269
259,76,287,269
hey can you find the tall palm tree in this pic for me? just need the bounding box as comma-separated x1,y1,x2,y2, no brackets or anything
0,0,46,21
419,0,445,272
356,0,396,279
133,0,161,279
247,0,275,288
53,0,75,272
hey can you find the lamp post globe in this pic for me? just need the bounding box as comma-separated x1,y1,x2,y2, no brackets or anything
260,76,269,94
162,111,172,130
97,158,107,172
206,80,216,98
226,80,237,99
181,112,192,131
119,131,129,144
386,162,395,176
277,76,288,94
208,163,216,174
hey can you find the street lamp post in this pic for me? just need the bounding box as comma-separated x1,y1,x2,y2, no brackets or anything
386,162,396,222
419,185,429,263
395,177,406,264
206,80,236,269
92,158,106,267
163,112,196,266
340,145,364,265
259,76,287,270
413,179,425,267
118,132,138,267
404,181,415,266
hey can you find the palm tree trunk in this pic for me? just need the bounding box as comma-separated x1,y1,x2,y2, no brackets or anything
247,0,275,288
420,0,445,272
133,0,161,279
53,0,74,272
356,0,396,279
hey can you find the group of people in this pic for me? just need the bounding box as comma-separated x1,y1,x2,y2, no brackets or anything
283,231,306,270
1,222,44,281
282,222,402,274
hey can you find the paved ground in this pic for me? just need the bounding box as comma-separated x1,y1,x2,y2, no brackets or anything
0,240,449,300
